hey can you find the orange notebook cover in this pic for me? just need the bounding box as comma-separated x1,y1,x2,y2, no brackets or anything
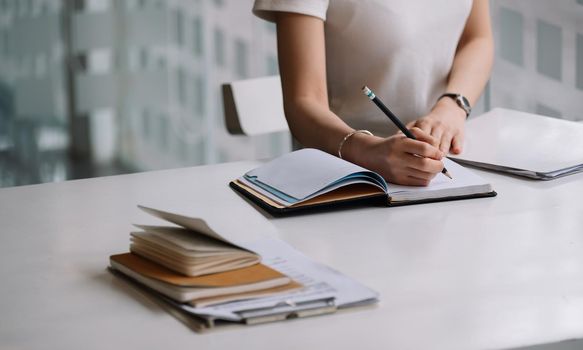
110,253,286,287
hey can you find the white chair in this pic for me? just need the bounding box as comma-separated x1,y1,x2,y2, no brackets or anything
222,76,290,136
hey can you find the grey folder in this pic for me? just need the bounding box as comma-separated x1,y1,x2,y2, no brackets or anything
450,108,583,180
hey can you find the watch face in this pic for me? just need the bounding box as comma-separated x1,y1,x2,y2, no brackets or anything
455,95,471,116
459,95,470,108
440,93,471,116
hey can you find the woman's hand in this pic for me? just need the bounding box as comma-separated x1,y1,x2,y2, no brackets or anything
407,98,466,154
343,127,445,186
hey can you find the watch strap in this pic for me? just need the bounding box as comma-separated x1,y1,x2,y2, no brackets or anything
439,93,471,118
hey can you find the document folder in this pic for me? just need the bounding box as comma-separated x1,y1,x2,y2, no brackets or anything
450,108,583,180
110,266,338,330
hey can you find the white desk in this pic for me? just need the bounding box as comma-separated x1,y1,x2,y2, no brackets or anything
1,161,583,350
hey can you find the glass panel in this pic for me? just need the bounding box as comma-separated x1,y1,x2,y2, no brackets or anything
194,75,205,115
214,27,225,67
490,0,581,121
234,39,248,78
577,34,583,91
1,0,291,188
193,16,203,57
536,19,562,81
499,7,524,66
174,9,184,47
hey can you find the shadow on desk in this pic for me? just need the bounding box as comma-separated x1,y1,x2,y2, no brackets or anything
106,267,239,333
104,267,166,314
508,339,583,350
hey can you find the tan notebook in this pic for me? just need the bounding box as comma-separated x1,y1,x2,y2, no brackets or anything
110,253,297,303
111,252,286,287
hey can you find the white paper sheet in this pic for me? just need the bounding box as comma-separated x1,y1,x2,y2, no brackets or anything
174,237,379,321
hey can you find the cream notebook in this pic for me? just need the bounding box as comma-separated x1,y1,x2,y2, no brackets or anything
129,224,259,277
122,206,261,277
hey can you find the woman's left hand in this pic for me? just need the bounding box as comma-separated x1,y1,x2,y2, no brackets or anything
407,98,466,155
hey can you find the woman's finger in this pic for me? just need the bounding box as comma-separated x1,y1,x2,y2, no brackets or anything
415,120,432,135
439,132,454,154
403,153,444,174
408,128,441,154
451,132,464,154
431,126,444,147
401,138,443,160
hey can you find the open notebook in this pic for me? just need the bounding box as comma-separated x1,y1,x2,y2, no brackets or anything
449,108,583,180
230,148,496,214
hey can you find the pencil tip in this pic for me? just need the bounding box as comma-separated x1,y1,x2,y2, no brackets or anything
444,170,453,179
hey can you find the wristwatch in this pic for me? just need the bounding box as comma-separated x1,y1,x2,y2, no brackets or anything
439,93,472,118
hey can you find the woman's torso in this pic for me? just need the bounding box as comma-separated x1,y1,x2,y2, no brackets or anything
324,0,473,136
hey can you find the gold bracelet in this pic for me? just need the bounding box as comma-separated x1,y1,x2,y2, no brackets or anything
338,130,373,159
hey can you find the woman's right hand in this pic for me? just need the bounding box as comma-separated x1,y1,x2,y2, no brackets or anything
343,127,445,186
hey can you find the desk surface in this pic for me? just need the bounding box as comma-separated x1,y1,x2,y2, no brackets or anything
1,160,583,350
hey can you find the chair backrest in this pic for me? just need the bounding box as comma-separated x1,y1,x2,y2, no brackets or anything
222,76,290,136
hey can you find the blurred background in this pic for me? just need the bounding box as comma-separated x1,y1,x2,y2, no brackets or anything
0,0,582,188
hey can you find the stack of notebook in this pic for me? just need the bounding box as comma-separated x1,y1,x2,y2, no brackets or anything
110,207,380,330
109,206,301,308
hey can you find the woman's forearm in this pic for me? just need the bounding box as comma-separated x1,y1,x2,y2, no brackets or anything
445,36,494,106
283,96,356,156
444,0,494,106
410,0,493,154
276,12,358,156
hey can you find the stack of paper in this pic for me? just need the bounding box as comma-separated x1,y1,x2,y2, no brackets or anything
450,108,583,180
109,206,379,329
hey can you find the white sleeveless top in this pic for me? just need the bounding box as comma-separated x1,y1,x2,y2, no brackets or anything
253,0,473,137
